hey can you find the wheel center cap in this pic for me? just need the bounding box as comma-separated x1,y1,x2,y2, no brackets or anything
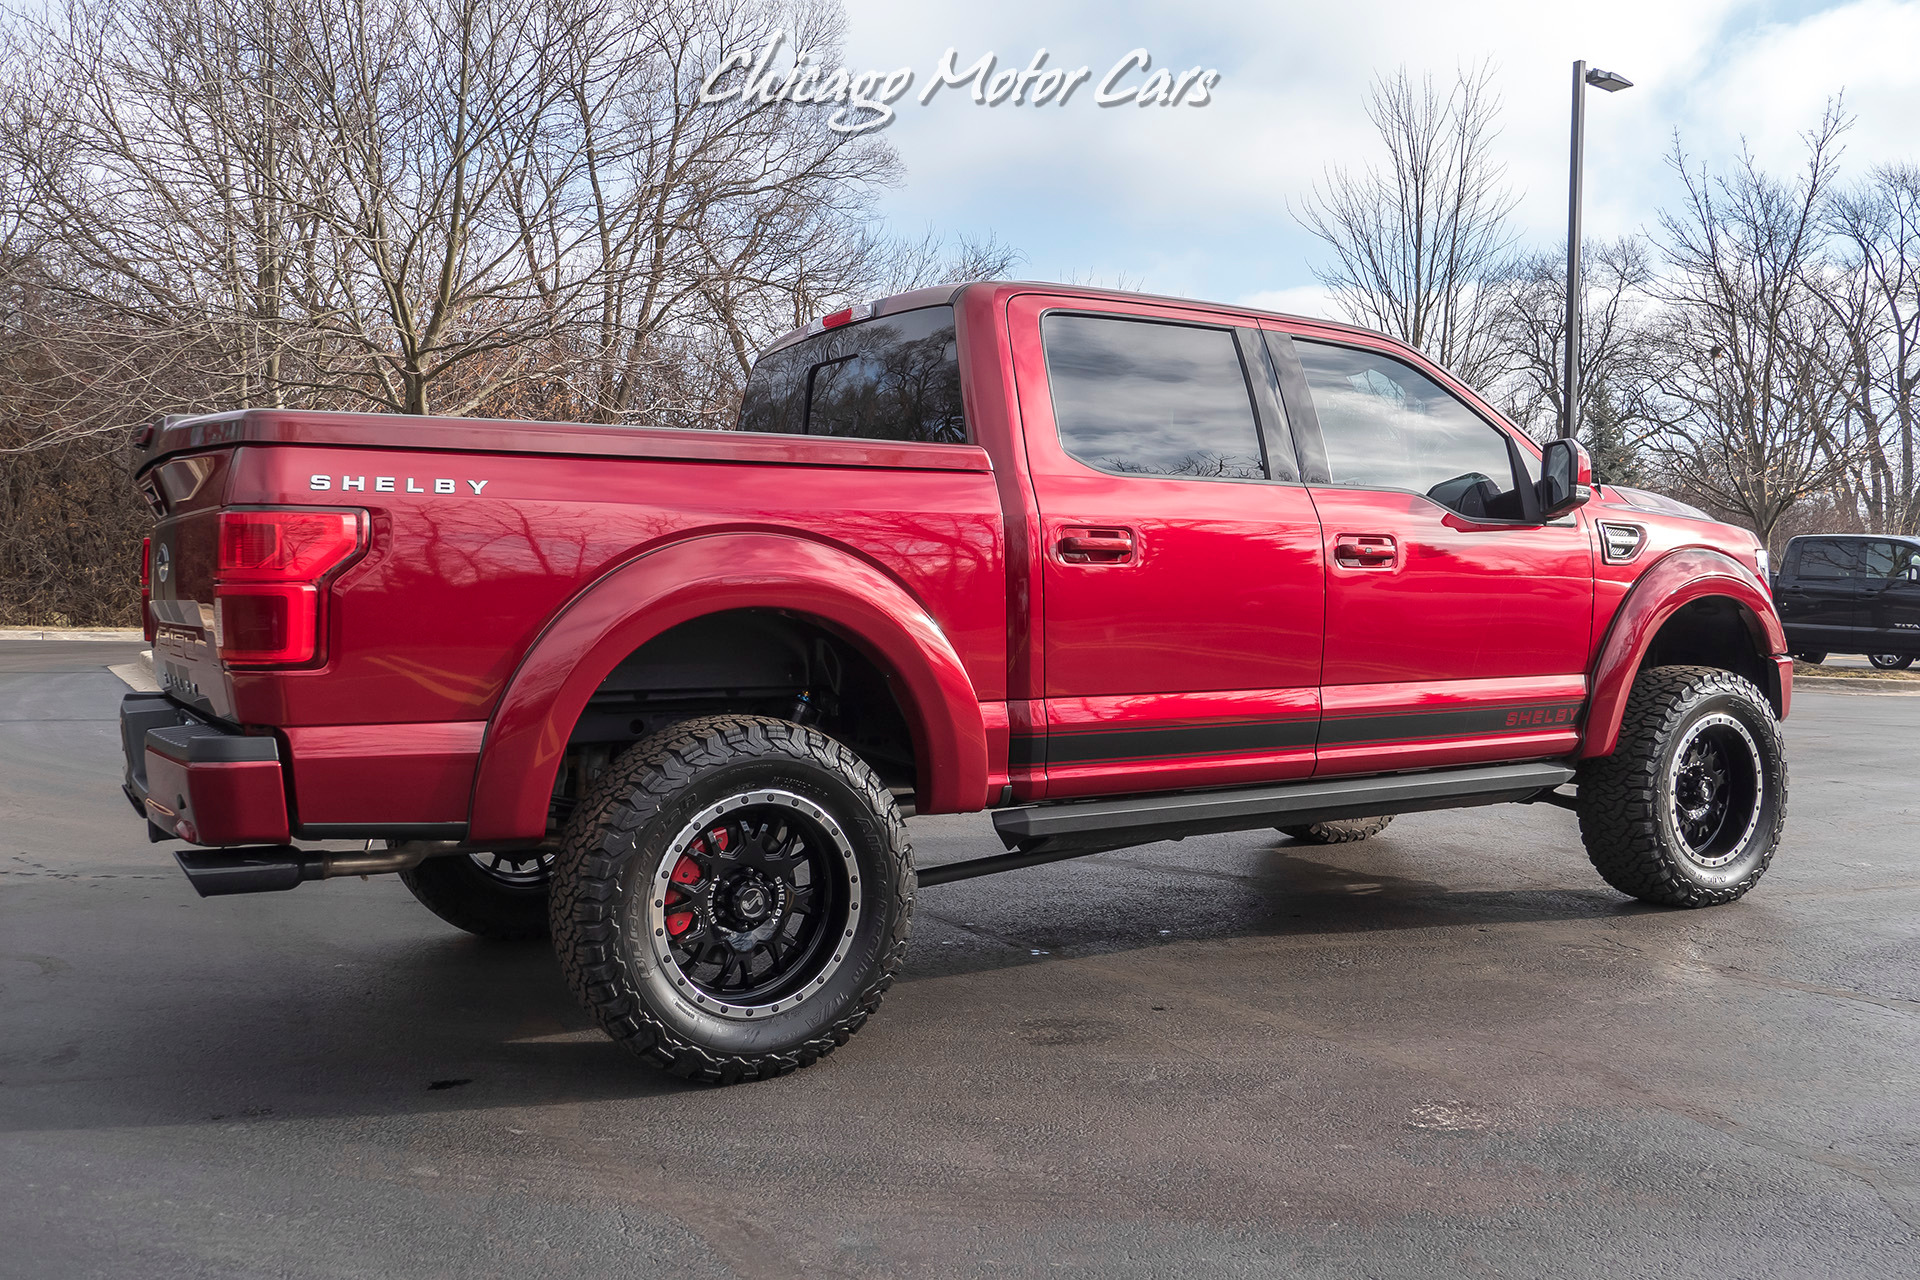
734,882,770,922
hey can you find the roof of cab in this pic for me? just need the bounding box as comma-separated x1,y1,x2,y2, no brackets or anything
755,280,1412,363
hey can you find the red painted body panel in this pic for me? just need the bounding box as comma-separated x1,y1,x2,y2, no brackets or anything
143,750,290,846
468,533,995,841
128,281,1790,849
281,722,485,827
1316,675,1586,776
1307,489,1592,686
1039,688,1319,799
1581,547,1786,759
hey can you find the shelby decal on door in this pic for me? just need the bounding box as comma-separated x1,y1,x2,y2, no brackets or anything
1505,704,1582,728
309,476,489,495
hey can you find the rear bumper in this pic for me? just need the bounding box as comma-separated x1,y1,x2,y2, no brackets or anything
119,692,290,846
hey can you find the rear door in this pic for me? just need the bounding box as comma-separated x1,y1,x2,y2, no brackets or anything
1275,331,1593,774
1860,539,1920,654
1776,539,1861,652
1009,294,1324,798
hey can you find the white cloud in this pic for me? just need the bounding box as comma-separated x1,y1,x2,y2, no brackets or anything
831,0,1920,305
1238,284,1341,320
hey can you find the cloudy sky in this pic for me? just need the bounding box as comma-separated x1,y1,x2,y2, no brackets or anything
832,0,1920,317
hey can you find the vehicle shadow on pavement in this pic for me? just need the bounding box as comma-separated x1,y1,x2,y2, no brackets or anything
0,928,702,1134
3,836,1648,1134
901,834,1649,984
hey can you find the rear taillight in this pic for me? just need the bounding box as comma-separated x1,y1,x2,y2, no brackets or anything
213,509,366,665
140,536,155,642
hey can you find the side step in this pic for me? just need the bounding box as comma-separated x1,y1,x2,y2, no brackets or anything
917,762,1576,887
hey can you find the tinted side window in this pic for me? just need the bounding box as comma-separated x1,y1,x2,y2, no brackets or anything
738,305,965,444
1295,340,1526,519
1858,540,1918,581
1798,541,1859,578
1042,314,1266,480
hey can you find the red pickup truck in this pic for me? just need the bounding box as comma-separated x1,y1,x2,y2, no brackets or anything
121,281,1791,1083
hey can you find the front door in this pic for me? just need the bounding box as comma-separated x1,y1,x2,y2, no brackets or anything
1274,330,1594,774
1009,294,1325,798
1861,539,1920,655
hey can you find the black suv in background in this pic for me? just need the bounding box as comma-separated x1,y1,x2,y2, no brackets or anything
1773,534,1920,670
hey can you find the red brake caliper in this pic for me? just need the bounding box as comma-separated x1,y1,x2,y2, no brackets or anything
665,847,704,936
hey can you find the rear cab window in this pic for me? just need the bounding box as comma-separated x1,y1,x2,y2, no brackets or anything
739,306,965,443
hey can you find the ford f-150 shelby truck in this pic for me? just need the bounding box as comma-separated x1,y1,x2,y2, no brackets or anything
120,281,1791,1083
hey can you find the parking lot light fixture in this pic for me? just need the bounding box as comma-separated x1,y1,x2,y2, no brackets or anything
1563,60,1634,438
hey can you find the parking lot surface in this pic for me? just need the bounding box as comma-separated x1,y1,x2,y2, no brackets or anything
1,640,1915,1278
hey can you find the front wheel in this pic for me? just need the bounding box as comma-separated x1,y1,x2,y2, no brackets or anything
549,715,913,1084
1577,665,1786,907
1791,652,1826,665
1868,654,1914,671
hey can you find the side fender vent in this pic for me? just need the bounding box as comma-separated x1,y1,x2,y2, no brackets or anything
1599,522,1646,564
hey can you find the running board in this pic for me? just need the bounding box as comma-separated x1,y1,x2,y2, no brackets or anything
918,762,1575,887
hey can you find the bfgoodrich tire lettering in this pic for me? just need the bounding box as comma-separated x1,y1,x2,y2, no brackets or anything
1576,665,1786,907
549,715,913,1083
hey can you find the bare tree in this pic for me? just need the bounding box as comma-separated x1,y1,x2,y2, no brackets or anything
0,0,917,429
1295,63,1519,386
1488,237,1656,446
1640,108,1853,550
1810,163,1920,534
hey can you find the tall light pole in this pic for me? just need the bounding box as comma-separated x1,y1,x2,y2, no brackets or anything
1562,62,1633,438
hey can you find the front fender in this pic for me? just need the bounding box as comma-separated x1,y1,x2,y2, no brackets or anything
1581,547,1788,760
467,532,989,841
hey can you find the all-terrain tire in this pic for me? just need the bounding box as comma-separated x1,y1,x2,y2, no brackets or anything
549,715,913,1084
1577,665,1786,907
1278,815,1396,844
399,851,552,941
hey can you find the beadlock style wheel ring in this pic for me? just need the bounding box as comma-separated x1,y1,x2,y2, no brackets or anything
638,789,860,1022
1664,712,1764,868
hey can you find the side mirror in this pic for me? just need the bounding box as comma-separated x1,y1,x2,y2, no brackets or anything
1538,439,1593,520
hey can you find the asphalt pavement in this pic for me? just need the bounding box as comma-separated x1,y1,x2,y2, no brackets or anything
2,639,1916,1279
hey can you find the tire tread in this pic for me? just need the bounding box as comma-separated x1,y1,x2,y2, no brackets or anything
548,715,913,1084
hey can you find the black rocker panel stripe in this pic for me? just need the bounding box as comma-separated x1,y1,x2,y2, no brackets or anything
1317,701,1585,746
1009,701,1585,768
1013,718,1317,768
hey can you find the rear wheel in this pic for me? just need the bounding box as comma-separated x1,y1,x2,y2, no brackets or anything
549,715,912,1084
1577,665,1785,907
399,849,554,941
1278,815,1395,844
1868,654,1914,671
1792,652,1826,665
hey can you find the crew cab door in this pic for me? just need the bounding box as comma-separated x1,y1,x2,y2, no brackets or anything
1270,329,1593,774
1008,294,1324,798
1860,539,1920,654
1775,539,1862,651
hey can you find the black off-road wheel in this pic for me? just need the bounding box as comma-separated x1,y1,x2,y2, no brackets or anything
1868,654,1914,671
1278,815,1396,844
1577,665,1786,907
398,849,554,941
549,715,913,1084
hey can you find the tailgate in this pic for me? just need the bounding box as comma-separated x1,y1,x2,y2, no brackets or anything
144,450,235,720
